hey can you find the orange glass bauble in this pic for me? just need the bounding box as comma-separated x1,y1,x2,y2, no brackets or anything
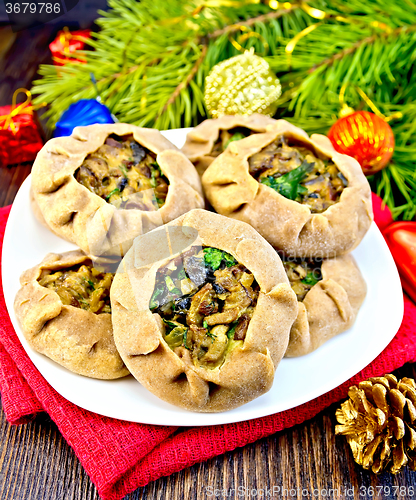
327,111,394,176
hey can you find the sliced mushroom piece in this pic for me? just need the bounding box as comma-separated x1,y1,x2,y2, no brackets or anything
213,267,239,291
200,325,229,364
199,298,218,316
187,324,207,348
164,326,187,349
130,142,146,163
248,150,275,175
187,283,215,326
183,255,208,287
204,308,239,326
234,314,250,341
82,157,109,180
223,283,252,311
105,137,123,148
118,177,128,192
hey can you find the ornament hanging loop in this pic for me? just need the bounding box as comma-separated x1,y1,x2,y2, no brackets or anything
338,83,403,122
228,25,270,56
338,83,355,118
0,88,32,134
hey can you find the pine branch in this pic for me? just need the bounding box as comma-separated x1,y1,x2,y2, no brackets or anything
32,0,308,129
156,43,208,122
208,4,299,38
267,7,416,220
156,5,299,121
30,0,416,219
309,24,416,73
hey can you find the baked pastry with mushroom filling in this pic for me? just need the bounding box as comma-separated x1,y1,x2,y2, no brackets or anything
14,250,129,379
150,246,260,369
111,209,298,412
249,135,346,214
281,253,367,357
75,134,169,209
31,123,204,257
202,120,373,257
181,114,278,176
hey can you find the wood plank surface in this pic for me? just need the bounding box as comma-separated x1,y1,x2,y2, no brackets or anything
0,24,416,500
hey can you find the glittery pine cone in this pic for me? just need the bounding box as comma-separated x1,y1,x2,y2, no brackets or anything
335,374,416,474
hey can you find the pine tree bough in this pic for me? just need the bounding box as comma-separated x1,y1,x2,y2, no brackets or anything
156,44,208,121
308,24,416,74
31,0,416,220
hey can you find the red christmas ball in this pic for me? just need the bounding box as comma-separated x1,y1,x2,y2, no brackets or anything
327,111,394,176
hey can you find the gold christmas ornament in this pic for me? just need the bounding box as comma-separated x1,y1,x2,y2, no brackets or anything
204,49,282,118
335,374,416,474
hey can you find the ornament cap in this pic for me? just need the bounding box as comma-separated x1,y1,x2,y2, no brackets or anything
339,105,355,118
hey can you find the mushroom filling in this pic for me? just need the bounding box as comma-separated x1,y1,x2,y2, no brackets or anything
38,263,113,314
150,246,260,368
211,127,254,157
249,135,348,213
281,256,322,301
75,134,169,209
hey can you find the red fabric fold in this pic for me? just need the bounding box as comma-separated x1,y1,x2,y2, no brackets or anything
0,193,414,500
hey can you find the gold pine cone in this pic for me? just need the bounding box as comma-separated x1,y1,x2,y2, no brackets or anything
335,374,416,474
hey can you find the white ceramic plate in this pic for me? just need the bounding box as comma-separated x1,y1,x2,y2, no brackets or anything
2,128,404,426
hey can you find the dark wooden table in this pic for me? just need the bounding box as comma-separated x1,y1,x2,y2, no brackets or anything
1,24,416,500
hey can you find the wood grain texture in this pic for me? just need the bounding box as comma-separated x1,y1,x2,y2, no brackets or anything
0,25,55,107
1,25,416,500
2,367,416,500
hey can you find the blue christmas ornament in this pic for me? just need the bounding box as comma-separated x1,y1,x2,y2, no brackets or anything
54,99,115,137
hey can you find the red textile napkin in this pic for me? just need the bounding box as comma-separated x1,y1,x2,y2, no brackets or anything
0,194,415,500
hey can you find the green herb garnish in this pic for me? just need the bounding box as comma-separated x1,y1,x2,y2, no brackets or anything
82,278,95,289
227,322,238,339
165,276,176,292
163,318,182,332
150,162,161,188
164,276,182,296
177,268,187,280
260,160,314,201
203,248,236,271
224,132,247,149
203,320,209,329
183,328,191,350
149,284,165,310
301,271,320,287
206,330,217,342
106,188,120,201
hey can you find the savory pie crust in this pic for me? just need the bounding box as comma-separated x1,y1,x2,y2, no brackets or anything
181,114,278,176
14,250,129,379
111,209,298,412
31,123,204,257
202,120,373,257
285,253,367,357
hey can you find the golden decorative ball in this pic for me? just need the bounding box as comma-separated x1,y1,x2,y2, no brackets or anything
204,50,282,118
